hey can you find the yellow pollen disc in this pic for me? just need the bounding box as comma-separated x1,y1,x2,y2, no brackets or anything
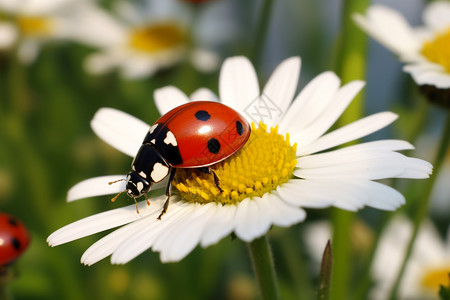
129,23,185,53
17,16,53,37
421,28,450,72
173,123,297,205
421,265,450,292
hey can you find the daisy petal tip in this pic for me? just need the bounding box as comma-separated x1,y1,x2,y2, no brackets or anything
284,56,301,68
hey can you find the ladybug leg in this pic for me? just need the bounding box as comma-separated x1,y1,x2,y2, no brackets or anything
158,168,176,220
198,167,223,194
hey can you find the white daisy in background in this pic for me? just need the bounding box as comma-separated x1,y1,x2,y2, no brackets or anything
354,1,450,90
371,216,450,300
47,56,432,265
0,0,119,64
83,0,225,79
303,217,450,300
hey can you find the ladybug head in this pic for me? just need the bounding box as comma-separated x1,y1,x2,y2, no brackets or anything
125,171,152,198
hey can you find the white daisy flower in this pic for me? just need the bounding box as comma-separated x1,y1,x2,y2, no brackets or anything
83,0,222,79
0,0,118,64
371,216,450,300
47,56,432,265
354,2,450,90
303,217,449,300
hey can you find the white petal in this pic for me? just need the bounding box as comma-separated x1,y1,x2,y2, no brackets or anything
154,86,190,115
190,48,220,73
353,6,421,59
111,200,193,264
67,175,126,202
22,0,76,14
277,180,334,208
403,63,450,89
67,175,167,202
363,181,405,210
91,107,150,157
262,57,301,126
396,157,432,179
62,2,126,48
120,57,159,79
159,203,218,262
240,197,272,241
297,140,414,169
17,40,40,64
299,112,398,156
266,193,306,226
279,72,340,133
233,198,264,242
47,196,165,247
298,139,414,169
190,88,218,102
0,0,19,13
200,204,237,247
81,207,160,265
219,56,260,116
291,80,365,148
284,179,367,211
295,152,409,180
303,221,332,263
0,22,17,48
280,179,404,211
83,51,121,75
423,1,450,31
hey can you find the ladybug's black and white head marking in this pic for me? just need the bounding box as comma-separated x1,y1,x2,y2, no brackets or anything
126,143,172,198
126,171,151,198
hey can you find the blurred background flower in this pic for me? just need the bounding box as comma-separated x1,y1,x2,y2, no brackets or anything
83,0,240,79
0,0,118,64
371,216,450,300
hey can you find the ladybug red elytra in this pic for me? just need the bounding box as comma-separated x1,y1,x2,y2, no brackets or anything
116,101,251,219
0,213,30,266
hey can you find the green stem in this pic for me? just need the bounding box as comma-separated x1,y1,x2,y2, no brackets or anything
406,99,429,145
247,235,279,300
331,0,368,299
251,0,275,69
389,111,450,300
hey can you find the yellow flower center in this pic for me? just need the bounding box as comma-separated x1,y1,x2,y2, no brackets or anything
173,123,297,205
17,16,53,37
129,23,186,53
421,28,450,72
421,265,450,292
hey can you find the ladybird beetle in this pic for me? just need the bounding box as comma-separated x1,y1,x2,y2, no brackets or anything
114,101,251,219
0,213,30,267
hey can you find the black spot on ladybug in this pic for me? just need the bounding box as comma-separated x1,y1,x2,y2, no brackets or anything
207,138,221,154
12,237,21,250
236,121,244,136
195,110,211,121
8,218,18,227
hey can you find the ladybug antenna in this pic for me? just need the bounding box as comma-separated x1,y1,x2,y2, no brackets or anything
108,179,125,185
110,189,142,214
111,189,126,203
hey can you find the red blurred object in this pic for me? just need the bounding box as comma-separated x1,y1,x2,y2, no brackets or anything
0,213,30,266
